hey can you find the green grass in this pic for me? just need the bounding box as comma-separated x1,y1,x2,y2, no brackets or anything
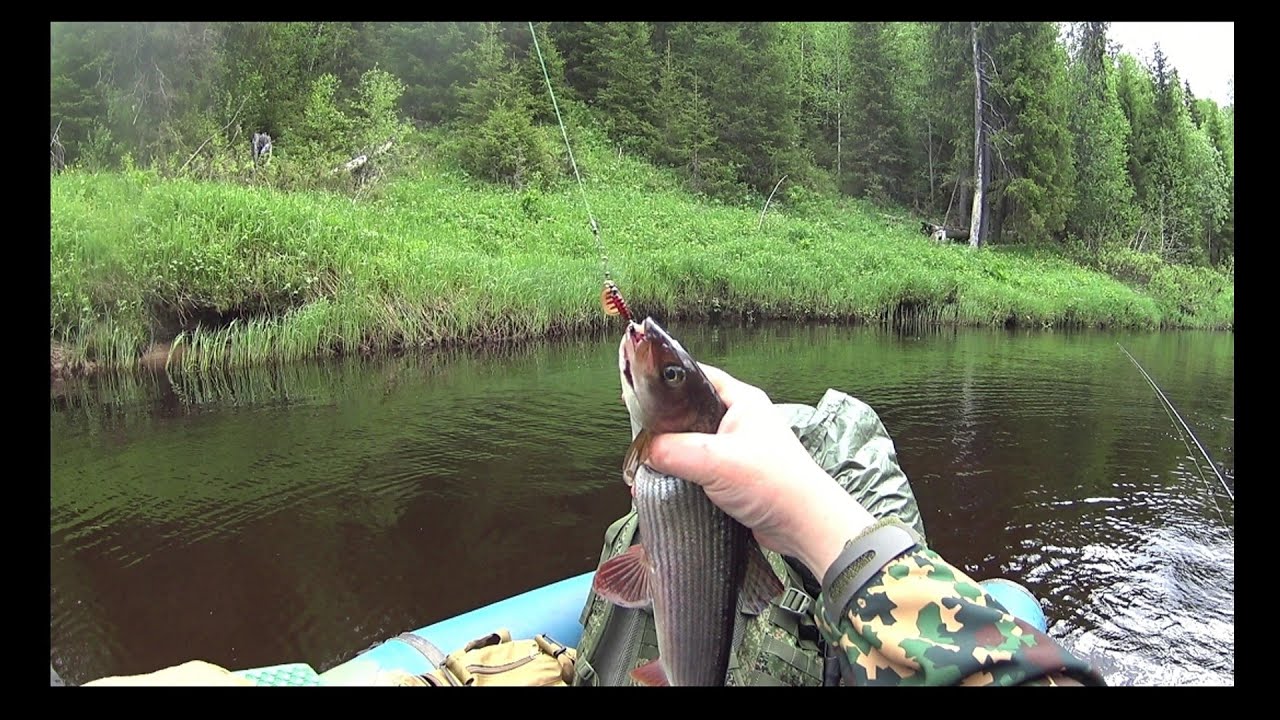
50,138,1234,375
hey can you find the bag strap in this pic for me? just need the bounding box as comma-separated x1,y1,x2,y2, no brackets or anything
393,632,449,670
574,511,642,687
392,633,466,686
535,634,577,684
725,553,829,687
463,629,512,652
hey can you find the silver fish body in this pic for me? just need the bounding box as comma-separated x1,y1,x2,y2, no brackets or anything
632,464,752,686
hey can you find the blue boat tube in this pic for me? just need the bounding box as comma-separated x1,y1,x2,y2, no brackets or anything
319,572,594,684
979,578,1049,633
317,570,1048,684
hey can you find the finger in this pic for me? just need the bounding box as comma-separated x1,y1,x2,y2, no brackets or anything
645,432,728,488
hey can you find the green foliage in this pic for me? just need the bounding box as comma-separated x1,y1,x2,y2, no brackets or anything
649,52,739,199
352,68,411,150
50,23,112,168
448,23,559,189
1145,263,1234,328
986,22,1077,243
48,21,1235,268
885,23,938,210
294,74,355,168
663,22,814,202
366,22,482,124
1065,23,1138,249
49,20,1236,371
514,22,577,127
1115,52,1157,204
924,22,975,220
842,22,909,204
575,22,659,154
51,165,1231,374
453,105,558,190
218,22,366,143
1095,246,1165,285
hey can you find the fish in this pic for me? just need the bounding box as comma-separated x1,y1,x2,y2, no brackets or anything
593,316,785,686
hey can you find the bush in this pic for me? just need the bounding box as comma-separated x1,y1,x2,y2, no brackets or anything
452,102,558,190
1094,245,1167,285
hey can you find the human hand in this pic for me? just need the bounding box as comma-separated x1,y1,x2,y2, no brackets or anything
644,364,877,581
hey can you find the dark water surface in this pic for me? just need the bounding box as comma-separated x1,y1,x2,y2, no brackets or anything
50,324,1234,686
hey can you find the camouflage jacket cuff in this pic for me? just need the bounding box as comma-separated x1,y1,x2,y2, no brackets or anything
818,517,921,631
813,545,1108,686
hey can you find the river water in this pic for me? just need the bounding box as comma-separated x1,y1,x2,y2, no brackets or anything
50,323,1234,686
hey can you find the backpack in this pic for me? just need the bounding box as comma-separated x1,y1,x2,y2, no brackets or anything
412,630,578,687
571,389,926,687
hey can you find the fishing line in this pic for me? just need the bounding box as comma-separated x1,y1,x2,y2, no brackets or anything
1153,372,1233,535
1118,342,1233,535
528,22,612,283
1118,343,1232,501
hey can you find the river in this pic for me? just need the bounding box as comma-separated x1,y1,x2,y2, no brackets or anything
50,323,1235,686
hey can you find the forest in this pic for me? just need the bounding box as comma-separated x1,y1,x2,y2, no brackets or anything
50,22,1235,374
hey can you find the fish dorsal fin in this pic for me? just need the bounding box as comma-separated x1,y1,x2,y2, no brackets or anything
738,542,786,616
622,429,654,486
593,544,654,609
630,658,670,686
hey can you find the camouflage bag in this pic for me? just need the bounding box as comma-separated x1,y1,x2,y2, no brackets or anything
571,389,927,686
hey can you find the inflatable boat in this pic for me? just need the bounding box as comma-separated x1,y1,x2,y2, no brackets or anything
222,571,1048,686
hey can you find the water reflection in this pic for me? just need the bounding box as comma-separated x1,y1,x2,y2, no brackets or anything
51,324,1233,685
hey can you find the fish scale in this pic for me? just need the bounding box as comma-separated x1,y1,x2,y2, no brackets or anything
634,468,747,686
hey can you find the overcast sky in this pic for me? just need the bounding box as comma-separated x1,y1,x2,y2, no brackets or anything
1105,22,1234,106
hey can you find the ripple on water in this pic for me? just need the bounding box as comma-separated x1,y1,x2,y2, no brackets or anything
51,326,1233,685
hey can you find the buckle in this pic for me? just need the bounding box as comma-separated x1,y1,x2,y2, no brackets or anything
777,586,813,616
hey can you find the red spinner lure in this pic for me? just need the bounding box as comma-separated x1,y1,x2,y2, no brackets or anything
600,280,634,324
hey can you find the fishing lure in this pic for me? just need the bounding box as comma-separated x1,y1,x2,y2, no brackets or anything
601,280,634,324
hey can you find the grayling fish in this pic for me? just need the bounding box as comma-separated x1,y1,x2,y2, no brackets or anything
594,317,784,686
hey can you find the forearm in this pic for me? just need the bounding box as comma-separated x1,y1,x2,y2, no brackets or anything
813,520,1106,686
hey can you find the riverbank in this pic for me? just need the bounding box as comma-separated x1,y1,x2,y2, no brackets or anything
50,156,1233,377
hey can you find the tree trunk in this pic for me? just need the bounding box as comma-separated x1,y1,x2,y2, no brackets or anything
991,191,1008,244
968,22,989,249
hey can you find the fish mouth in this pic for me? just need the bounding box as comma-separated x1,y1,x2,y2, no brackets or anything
621,321,646,390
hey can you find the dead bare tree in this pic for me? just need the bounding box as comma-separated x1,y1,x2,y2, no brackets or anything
51,120,67,174
332,138,396,199
331,139,393,176
252,131,273,167
968,21,990,249
178,96,248,175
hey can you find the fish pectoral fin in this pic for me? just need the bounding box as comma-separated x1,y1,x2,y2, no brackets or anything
593,544,655,609
629,658,670,687
622,429,654,487
737,543,786,616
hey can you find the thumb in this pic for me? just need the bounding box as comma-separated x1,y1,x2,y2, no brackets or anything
645,431,732,489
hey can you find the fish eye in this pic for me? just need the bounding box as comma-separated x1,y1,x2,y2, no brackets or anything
662,364,686,386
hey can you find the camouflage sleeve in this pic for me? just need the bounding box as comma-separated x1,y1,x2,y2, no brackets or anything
814,542,1107,686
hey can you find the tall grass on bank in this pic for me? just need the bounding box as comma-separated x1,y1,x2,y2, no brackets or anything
50,149,1234,374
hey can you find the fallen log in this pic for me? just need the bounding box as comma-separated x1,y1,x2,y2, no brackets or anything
331,139,394,175
919,221,970,244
